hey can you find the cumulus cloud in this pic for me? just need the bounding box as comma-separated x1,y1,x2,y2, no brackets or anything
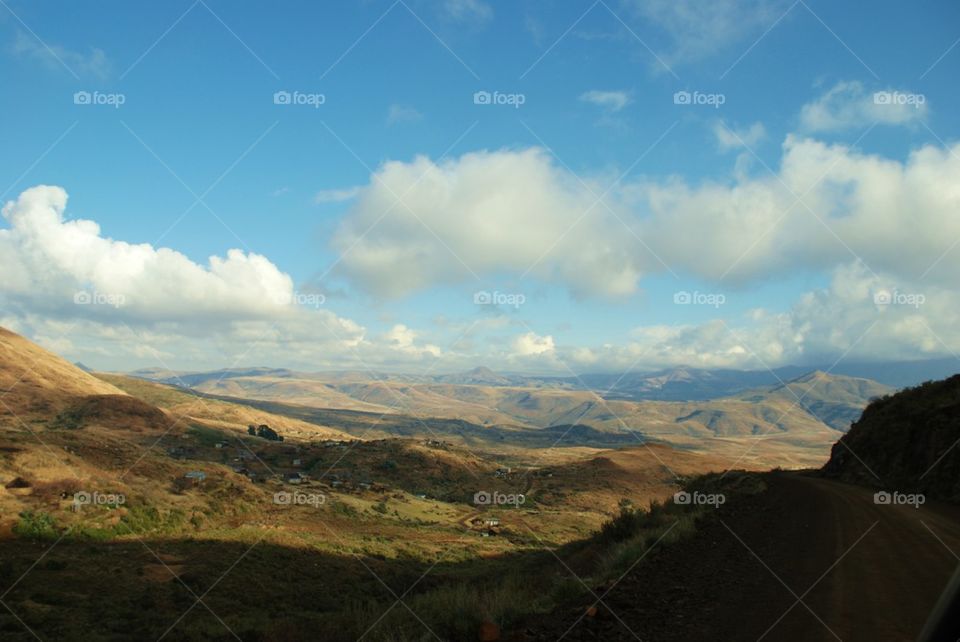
563,262,960,371
331,136,960,298
383,324,441,357
6,118,960,373
512,331,555,356
0,186,298,322
0,185,446,371
331,148,644,298
579,90,631,112
642,135,960,286
799,81,929,132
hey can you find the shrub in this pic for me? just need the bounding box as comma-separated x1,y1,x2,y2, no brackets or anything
13,510,59,540
50,407,84,429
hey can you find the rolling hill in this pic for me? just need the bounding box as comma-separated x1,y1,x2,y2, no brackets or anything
142,367,892,468
0,327,128,415
738,370,892,431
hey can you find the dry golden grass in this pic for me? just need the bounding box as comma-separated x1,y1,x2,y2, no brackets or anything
0,327,126,416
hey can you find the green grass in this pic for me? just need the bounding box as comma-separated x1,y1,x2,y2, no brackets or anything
186,424,228,448
12,511,59,541
346,470,768,640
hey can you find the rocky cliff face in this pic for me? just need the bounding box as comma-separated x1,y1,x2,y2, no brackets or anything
822,374,960,501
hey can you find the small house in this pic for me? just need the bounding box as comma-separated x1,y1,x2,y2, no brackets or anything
185,471,206,483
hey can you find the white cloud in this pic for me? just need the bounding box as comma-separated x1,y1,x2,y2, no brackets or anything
579,90,631,112
331,136,960,298
512,332,555,356
564,262,960,370
6,119,960,374
641,135,960,286
628,0,792,68
331,148,643,298
442,0,492,23
387,104,424,125
713,121,766,151
384,324,441,357
0,185,447,371
799,81,928,132
9,31,110,79
0,186,295,322
315,186,362,203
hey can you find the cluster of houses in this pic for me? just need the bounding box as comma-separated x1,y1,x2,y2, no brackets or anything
318,473,385,493
423,439,450,449
469,516,501,537
161,424,410,497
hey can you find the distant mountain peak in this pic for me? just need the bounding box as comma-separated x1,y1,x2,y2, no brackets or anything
434,366,513,386
469,366,498,376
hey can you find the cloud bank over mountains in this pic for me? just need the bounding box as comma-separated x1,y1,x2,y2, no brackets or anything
2,121,958,373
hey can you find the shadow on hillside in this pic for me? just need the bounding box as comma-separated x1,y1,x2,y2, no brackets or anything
0,528,606,642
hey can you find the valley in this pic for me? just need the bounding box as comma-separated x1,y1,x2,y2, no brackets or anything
1,326,958,641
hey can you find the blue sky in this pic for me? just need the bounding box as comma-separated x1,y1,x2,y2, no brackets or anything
1,0,959,374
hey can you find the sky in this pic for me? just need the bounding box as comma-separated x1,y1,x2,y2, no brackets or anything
1,0,959,376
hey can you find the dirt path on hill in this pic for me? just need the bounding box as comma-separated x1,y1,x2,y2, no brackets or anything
519,473,960,641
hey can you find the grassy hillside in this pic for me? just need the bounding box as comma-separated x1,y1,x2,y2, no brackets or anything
96,373,356,442
0,327,127,415
0,326,770,640
177,370,880,468
742,370,892,431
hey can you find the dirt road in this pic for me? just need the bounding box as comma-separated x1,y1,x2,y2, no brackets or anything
524,473,960,641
